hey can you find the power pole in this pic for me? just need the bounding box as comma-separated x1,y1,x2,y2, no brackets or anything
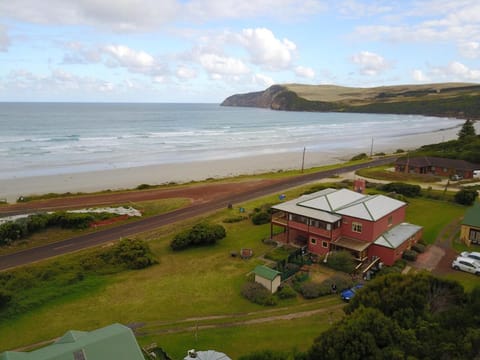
370,137,374,157
301,147,306,173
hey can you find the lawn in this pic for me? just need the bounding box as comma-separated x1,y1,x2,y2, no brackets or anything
0,177,472,356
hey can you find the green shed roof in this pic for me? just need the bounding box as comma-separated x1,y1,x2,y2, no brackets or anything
254,265,281,281
0,324,144,360
462,202,480,228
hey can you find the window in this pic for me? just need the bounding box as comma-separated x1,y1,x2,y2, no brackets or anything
310,238,317,245
352,222,363,233
388,215,393,226
469,229,480,244
322,241,329,248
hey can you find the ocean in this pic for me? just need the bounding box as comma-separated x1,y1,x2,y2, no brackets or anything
0,102,463,179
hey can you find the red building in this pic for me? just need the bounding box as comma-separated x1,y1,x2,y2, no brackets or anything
270,188,423,266
395,156,480,179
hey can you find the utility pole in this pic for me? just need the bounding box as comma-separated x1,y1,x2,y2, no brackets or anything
301,147,306,173
370,137,374,157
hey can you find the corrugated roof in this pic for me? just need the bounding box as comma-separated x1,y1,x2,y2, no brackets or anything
374,223,423,249
299,188,365,212
0,324,144,360
462,202,480,227
335,194,406,221
396,156,480,170
254,265,281,281
332,237,371,252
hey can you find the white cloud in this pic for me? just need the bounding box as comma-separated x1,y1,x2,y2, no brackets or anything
252,73,275,87
459,41,480,59
351,51,389,76
239,28,296,70
338,0,392,17
0,0,179,32
176,66,197,80
198,53,250,77
412,69,429,82
0,25,9,51
295,65,315,79
0,0,326,33
104,45,155,69
431,61,480,81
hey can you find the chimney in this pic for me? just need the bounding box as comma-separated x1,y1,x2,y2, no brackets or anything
353,179,366,193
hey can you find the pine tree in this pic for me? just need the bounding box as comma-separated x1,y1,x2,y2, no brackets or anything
458,119,476,141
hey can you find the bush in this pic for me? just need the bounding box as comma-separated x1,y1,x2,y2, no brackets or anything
277,284,297,299
380,182,421,197
170,223,226,251
299,282,324,299
454,188,478,205
402,249,418,262
241,282,277,306
325,251,356,273
350,153,368,161
111,238,157,270
222,216,247,223
412,243,426,253
251,211,270,225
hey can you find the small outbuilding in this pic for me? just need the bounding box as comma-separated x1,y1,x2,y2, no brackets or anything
460,202,480,246
253,265,282,293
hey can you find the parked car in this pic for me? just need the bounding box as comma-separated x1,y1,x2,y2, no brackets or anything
340,284,364,302
452,256,480,275
451,174,463,181
460,251,480,262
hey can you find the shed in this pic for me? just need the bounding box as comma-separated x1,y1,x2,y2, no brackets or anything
460,202,480,246
0,324,144,360
254,265,282,293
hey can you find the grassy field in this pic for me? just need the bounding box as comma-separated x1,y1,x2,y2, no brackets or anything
0,178,474,357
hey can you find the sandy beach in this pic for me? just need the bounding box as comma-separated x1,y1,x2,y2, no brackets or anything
0,125,465,203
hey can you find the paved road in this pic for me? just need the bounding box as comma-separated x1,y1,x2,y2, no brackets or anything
0,158,394,271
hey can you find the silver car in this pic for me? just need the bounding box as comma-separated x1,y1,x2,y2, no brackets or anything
452,256,480,275
460,251,480,262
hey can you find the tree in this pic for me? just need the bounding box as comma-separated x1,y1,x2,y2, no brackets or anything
454,188,478,206
112,238,156,269
458,119,476,141
170,223,226,251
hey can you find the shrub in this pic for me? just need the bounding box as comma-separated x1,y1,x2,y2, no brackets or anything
0,290,12,310
111,238,157,270
170,223,226,251
412,243,426,253
454,188,478,206
299,281,323,299
241,282,277,306
402,249,418,262
322,273,354,292
380,182,421,197
350,153,368,161
222,216,247,223
325,251,356,274
251,211,270,225
277,284,297,299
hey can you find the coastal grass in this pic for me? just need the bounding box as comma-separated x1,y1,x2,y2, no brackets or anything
405,197,465,244
137,305,345,359
0,173,471,353
356,165,442,183
0,198,189,256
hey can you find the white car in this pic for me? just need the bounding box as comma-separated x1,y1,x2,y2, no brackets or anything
452,256,480,275
460,251,480,262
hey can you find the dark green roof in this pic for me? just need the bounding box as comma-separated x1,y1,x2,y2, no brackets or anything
254,265,281,281
0,324,144,360
463,202,480,227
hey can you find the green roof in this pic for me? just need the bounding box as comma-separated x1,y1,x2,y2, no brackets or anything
0,324,144,360
462,202,480,228
254,265,281,281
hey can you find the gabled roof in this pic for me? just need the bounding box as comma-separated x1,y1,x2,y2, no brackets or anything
254,265,281,281
273,188,406,222
374,223,423,249
396,156,480,170
462,202,480,227
0,324,144,360
335,194,406,221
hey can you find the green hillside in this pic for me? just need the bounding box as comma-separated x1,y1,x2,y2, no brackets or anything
221,83,480,119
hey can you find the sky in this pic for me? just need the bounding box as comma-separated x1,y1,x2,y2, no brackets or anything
0,0,479,102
